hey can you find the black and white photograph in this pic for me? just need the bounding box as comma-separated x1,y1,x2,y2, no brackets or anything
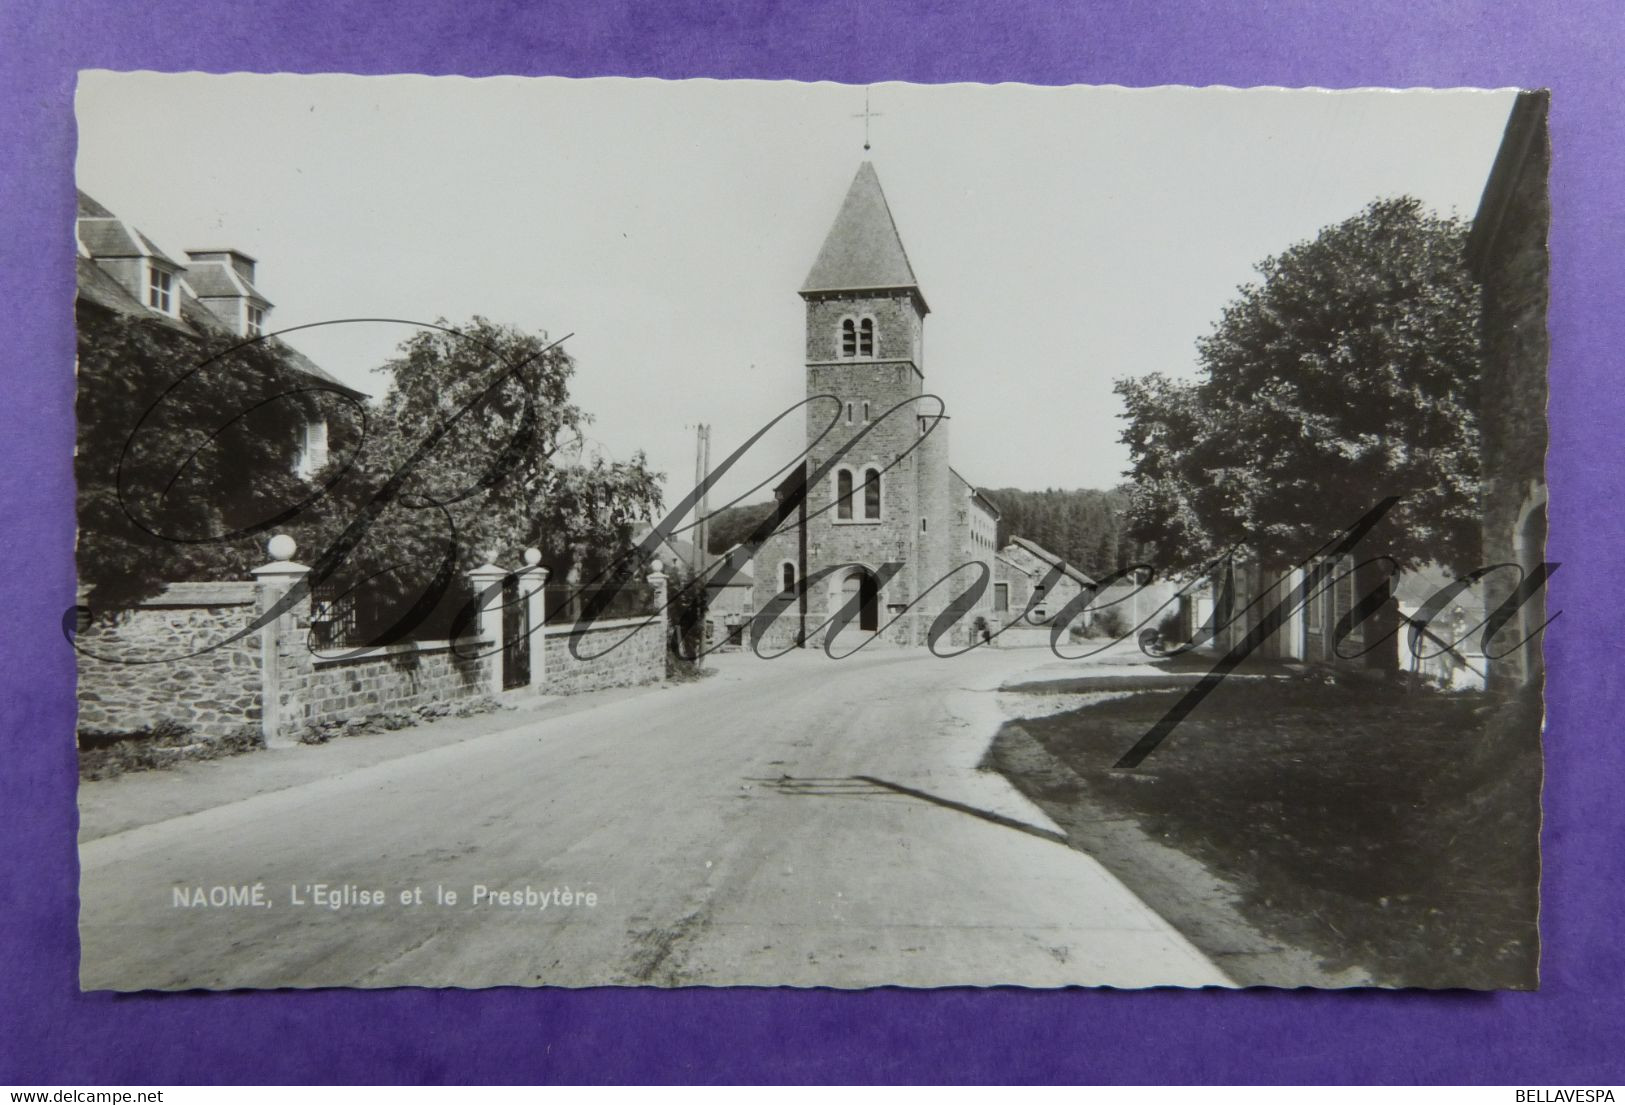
70,74,1548,991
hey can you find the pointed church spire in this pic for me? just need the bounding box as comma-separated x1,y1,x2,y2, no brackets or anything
800,162,927,312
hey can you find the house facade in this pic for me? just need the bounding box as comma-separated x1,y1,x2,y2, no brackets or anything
75,190,362,477
994,537,1095,629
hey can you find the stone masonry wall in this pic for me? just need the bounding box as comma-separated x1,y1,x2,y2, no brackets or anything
293,641,492,732
1478,98,1550,690
75,582,262,741
996,545,1089,630
802,359,927,648
804,292,923,365
542,616,666,695
78,567,666,746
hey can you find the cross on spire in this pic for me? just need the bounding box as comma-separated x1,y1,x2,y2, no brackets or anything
851,87,883,152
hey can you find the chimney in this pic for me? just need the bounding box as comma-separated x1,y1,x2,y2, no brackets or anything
185,248,257,285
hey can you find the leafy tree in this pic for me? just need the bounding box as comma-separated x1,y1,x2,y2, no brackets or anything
76,312,665,645
282,318,665,641
74,306,337,612
1115,197,1481,578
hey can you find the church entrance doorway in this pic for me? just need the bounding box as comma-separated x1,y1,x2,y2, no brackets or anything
841,568,881,633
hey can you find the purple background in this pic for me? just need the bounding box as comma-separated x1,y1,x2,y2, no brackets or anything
0,0,1617,1085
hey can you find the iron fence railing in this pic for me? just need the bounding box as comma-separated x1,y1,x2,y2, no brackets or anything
544,582,656,626
310,584,368,649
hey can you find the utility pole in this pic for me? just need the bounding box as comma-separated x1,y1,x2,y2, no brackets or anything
692,423,711,578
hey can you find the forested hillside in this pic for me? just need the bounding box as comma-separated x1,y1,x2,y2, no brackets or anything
704,500,778,555
704,486,1133,580
981,486,1133,579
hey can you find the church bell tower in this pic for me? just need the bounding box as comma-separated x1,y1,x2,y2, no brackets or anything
795,161,946,641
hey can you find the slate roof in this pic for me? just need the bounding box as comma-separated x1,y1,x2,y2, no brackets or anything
632,526,695,571
185,259,271,305
77,217,182,267
274,340,361,395
949,467,1001,519
800,162,926,309
75,190,362,398
75,255,149,315
77,191,117,218
709,545,755,589
1006,536,1096,588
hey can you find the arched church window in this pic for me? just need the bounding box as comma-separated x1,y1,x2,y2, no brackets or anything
863,467,882,520
840,317,858,358
858,316,875,357
837,469,855,520
862,400,870,422
781,562,797,594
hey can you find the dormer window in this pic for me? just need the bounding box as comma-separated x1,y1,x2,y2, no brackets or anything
183,249,272,337
147,265,173,315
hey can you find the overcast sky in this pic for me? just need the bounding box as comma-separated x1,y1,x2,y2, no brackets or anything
76,74,1515,508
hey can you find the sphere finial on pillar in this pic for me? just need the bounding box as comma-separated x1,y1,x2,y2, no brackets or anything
267,534,297,562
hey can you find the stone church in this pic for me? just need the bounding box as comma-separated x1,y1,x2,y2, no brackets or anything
750,162,1090,648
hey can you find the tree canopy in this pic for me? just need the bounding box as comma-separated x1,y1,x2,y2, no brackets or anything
1115,196,1482,575
74,305,334,611
980,486,1134,579
279,318,665,639
76,313,665,635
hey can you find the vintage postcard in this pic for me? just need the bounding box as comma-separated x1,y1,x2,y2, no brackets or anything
71,74,1547,990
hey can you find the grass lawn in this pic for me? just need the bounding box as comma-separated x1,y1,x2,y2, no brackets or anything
988,667,1542,989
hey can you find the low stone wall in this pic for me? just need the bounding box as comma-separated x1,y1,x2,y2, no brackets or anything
542,616,665,695
77,559,670,746
292,640,494,732
75,583,261,740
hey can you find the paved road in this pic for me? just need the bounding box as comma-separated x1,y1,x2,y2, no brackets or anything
79,644,1230,989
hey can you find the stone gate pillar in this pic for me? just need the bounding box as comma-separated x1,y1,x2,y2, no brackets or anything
466,556,508,698
647,558,670,683
519,546,549,692
250,534,311,749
